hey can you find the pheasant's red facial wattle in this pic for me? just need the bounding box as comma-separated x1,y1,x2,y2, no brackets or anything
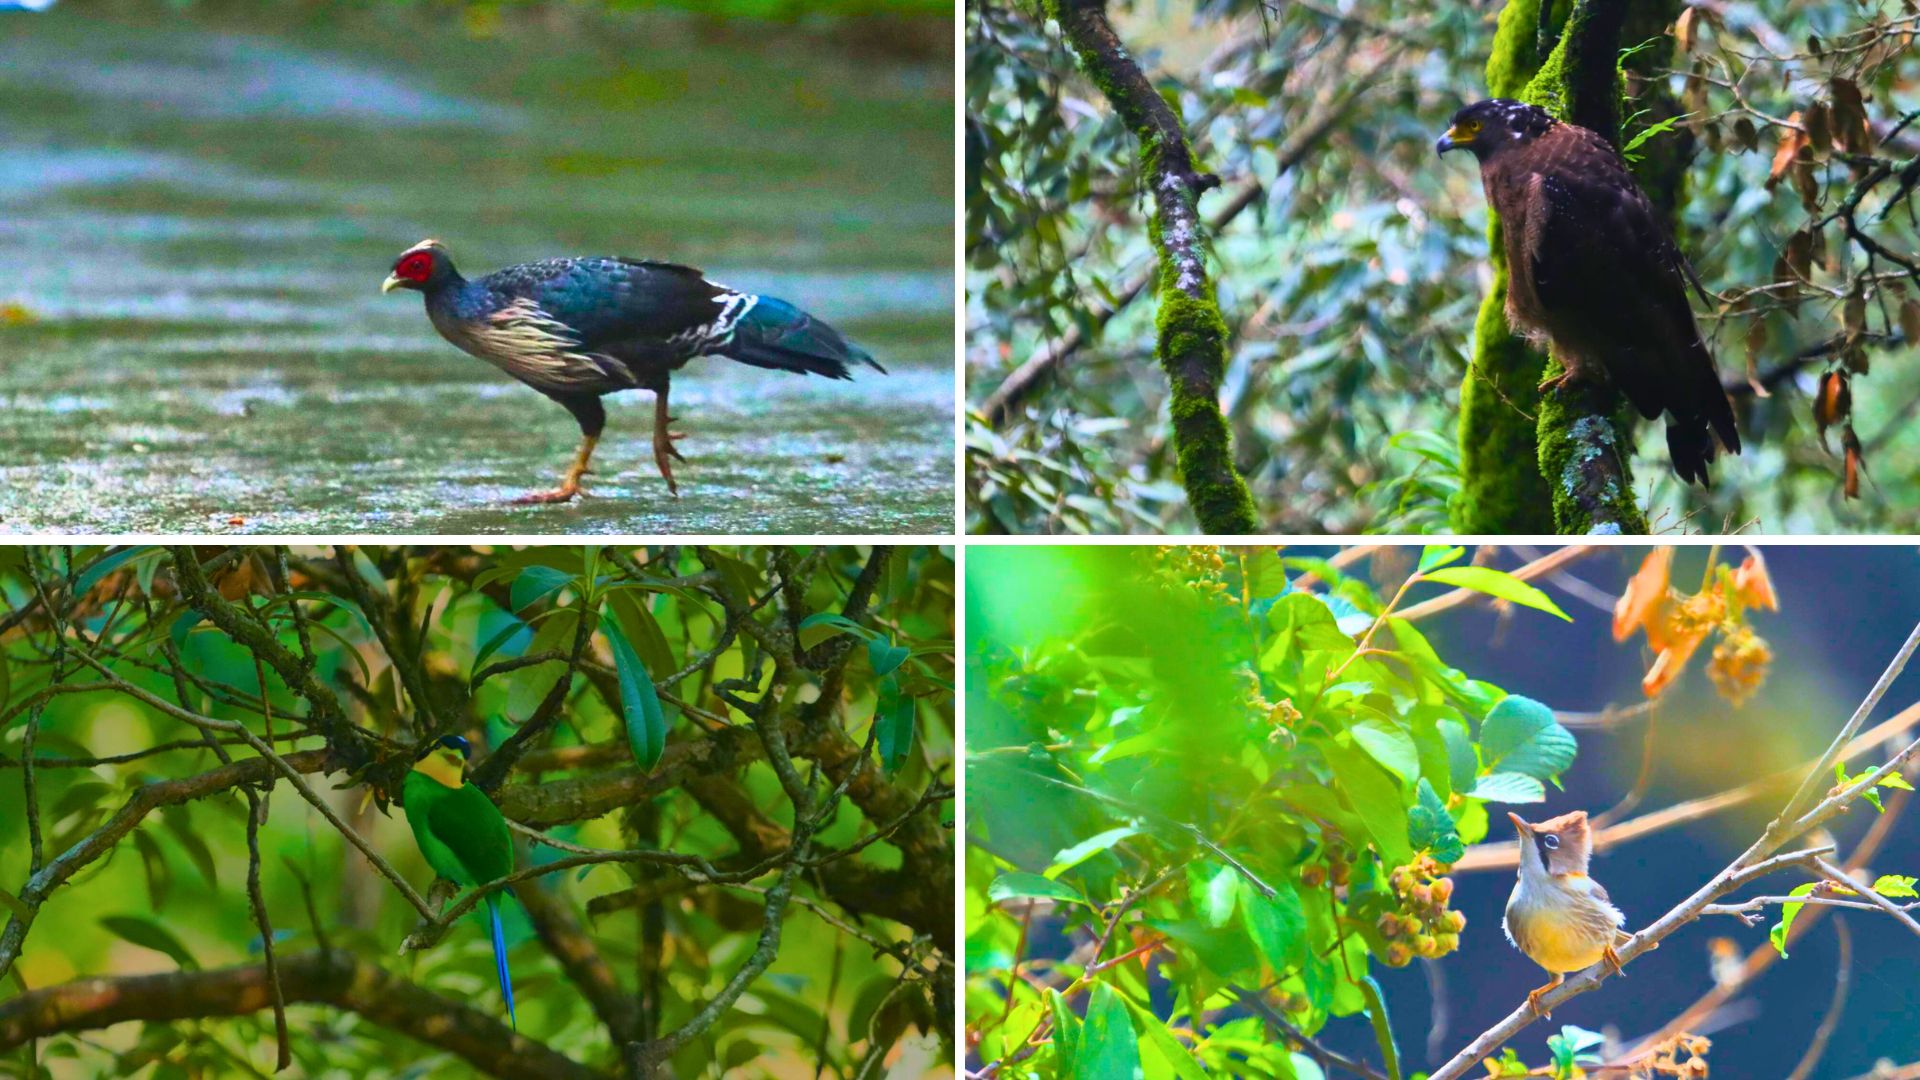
395,250,434,283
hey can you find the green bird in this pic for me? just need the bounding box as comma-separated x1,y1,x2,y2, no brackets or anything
403,734,517,1028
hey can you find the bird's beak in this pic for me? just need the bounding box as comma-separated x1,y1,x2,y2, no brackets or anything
1435,126,1468,156
1507,811,1530,834
381,273,405,294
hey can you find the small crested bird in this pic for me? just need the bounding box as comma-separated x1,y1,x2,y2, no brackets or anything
382,239,885,503
1503,810,1639,1019
1437,99,1740,485
403,734,517,1028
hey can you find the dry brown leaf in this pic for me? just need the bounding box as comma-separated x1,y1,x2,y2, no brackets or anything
1843,424,1863,499
1830,77,1871,153
1899,298,1920,345
1814,370,1851,436
1675,7,1699,53
1767,113,1808,188
1805,102,1832,155
1844,293,1866,342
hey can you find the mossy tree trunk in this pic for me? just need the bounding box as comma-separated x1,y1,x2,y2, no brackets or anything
1455,0,1683,534
1048,0,1260,534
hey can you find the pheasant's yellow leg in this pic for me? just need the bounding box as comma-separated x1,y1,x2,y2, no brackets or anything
514,434,598,504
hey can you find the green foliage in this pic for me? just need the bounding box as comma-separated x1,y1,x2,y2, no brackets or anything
965,545,1582,1076
0,545,955,1077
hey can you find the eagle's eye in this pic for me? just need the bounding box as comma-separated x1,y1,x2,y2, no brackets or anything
1542,834,1561,850
1458,119,1482,136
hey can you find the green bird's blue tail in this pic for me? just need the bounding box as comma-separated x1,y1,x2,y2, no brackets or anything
486,895,516,1030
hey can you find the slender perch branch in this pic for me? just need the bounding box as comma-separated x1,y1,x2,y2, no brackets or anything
0,950,606,1080
1046,0,1257,533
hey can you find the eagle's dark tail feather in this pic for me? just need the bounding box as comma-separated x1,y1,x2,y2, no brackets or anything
721,296,887,379
1667,417,1718,487
1667,333,1741,486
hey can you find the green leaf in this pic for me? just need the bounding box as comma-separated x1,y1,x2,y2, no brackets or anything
1124,996,1210,1080
1076,983,1141,1080
1351,718,1420,786
1357,976,1402,1080
875,675,917,776
1873,874,1918,898
1882,773,1917,792
1469,772,1547,804
1048,989,1081,1075
161,807,218,891
602,613,668,769
1419,566,1571,621
1241,881,1307,973
1408,778,1465,864
867,636,909,678
609,590,677,677
509,565,575,612
469,619,530,679
1418,545,1465,573
987,872,1088,907
74,546,160,595
1478,695,1577,781
797,612,877,650
1320,741,1413,865
1046,826,1140,878
1199,863,1240,929
1770,882,1819,958
1439,717,1478,794
100,915,198,970
0,886,29,922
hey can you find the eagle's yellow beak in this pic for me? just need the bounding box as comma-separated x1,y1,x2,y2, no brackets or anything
381,273,405,294
1436,124,1473,155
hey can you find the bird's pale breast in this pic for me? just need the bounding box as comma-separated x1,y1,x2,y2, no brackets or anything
1505,875,1624,973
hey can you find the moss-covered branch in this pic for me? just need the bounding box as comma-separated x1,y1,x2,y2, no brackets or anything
1453,0,1557,534
1048,0,1259,533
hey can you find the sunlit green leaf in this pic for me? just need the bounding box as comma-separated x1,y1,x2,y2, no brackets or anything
1408,778,1464,864
1468,772,1546,804
1873,874,1917,898
1357,976,1402,1080
1076,983,1141,1080
1478,695,1577,782
988,872,1087,907
1241,881,1306,973
1351,718,1419,786
1419,566,1571,621
1770,882,1819,957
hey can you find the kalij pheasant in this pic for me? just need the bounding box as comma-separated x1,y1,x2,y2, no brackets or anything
382,239,885,502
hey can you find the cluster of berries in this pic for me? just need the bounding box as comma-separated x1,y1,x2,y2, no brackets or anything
1376,855,1466,967
1144,544,1232,600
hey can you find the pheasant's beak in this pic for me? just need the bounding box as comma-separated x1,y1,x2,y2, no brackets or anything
381,273,405,294
1507,811,1530,834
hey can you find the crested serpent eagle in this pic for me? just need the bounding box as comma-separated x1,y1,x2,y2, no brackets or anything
1437,99,1740,485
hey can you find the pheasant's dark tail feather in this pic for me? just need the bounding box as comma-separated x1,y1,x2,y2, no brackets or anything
724,296,886,379
487,895,516,1031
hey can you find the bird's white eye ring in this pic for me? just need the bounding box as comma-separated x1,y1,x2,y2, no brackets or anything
1542,834,1560,850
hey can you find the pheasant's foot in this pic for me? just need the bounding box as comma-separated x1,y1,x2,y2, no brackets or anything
512,480,582,505
513,434,596,505
652,429,687,497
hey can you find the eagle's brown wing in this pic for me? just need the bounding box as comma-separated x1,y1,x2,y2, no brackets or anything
1517,125,1740,484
